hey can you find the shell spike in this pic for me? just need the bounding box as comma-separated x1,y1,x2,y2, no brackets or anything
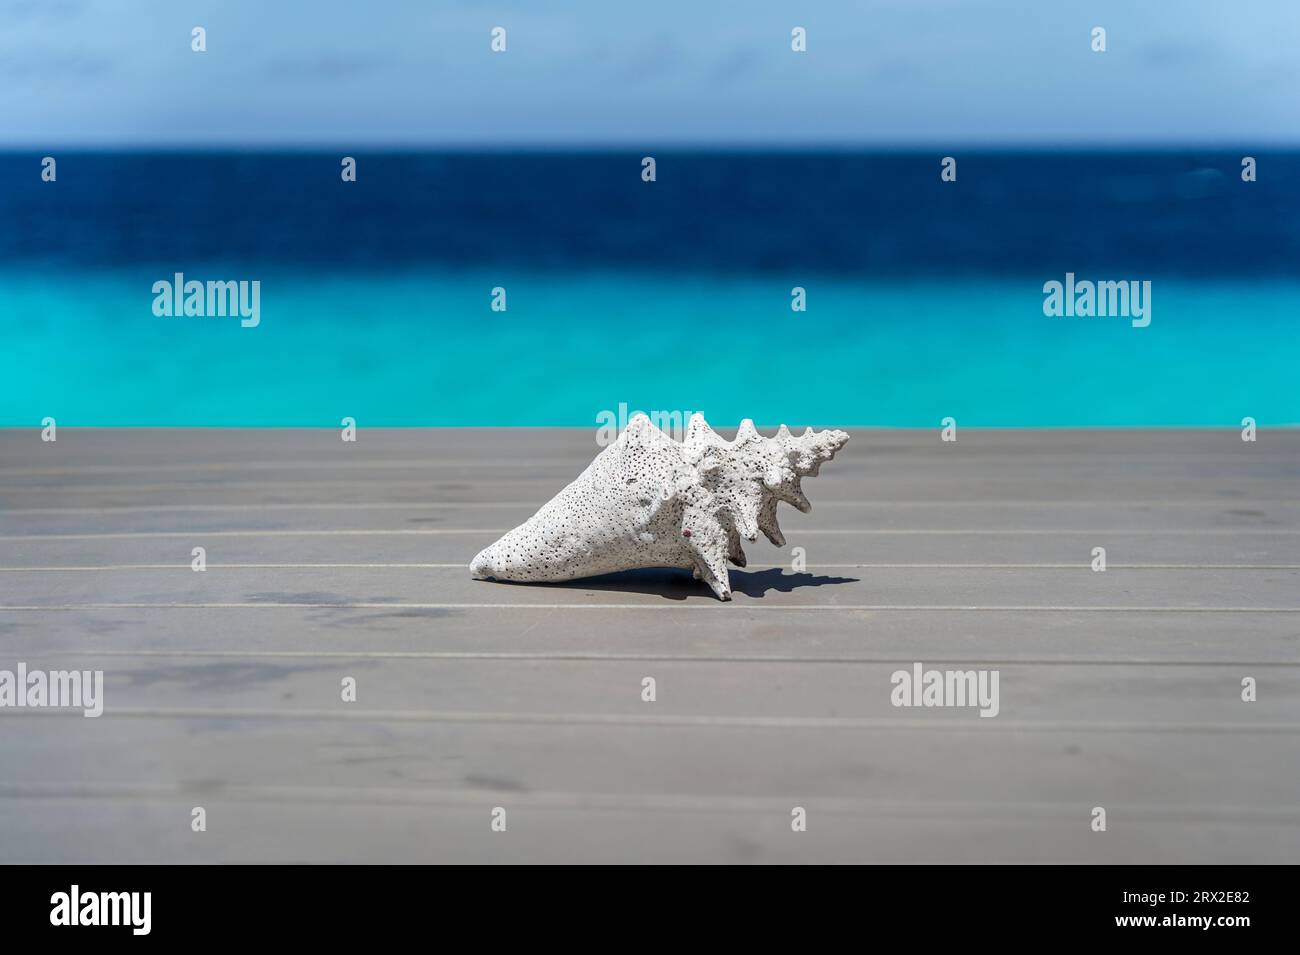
758,497,785,547
684,413,717,452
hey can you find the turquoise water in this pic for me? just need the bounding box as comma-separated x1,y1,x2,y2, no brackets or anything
4,267,1298,427
4,152,1298,427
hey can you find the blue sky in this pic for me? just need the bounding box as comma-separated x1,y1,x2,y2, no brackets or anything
2,0,1297,146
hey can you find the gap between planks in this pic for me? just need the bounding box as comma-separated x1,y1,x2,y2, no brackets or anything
2,563,1296,571
4,706,1298,733
6,499,1299,512
2,602,1298,612
5,529,1300,541
13,649,1300,667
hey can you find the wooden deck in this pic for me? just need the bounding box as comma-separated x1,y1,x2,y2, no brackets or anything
1,427,1297,863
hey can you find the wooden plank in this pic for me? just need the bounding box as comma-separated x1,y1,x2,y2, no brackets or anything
0,605,1296,664
5,717,1299,811
5,500,1300,534
5,656,1296,724
1,606,1297,664
2,799,1293,864
4,566,1298,609
6,531,1300,566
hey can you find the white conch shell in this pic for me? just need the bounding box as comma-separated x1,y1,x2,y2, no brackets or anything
470,414,849,600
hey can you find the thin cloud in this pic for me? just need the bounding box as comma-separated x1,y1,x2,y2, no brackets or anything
0,50,113,80
264,55,388,81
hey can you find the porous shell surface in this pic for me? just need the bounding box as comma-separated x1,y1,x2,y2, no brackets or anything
469,414,849,600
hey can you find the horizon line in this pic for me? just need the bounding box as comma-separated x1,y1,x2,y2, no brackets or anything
3,141,1298,154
